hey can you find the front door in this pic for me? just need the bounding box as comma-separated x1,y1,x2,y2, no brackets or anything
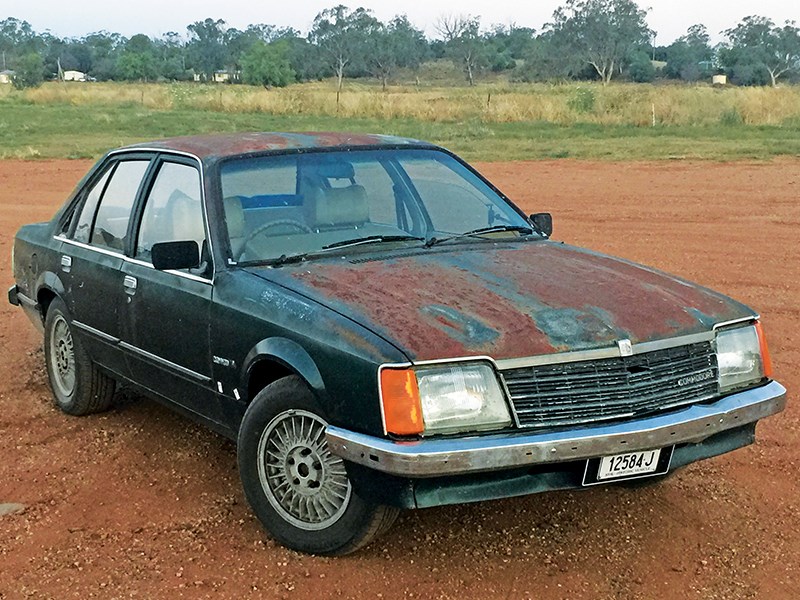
119,158,220,423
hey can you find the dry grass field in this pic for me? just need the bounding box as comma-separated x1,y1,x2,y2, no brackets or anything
5,79,800,127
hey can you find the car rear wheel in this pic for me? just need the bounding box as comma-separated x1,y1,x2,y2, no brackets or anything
237,375,398,555
44,298,115,416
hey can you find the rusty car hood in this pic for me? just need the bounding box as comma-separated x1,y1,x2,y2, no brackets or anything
251,241,755,362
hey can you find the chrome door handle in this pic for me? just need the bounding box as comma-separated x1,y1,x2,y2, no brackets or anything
60,255,72,273
123,275,137,295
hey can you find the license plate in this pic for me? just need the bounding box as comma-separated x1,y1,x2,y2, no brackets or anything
597,450,660,480
582,446,673,486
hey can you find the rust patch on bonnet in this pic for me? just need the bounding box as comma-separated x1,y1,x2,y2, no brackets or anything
260,242,754,362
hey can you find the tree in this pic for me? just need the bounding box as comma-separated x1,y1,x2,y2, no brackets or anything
485,23,536,72
309,6,377,100
626,49,655,82
664,24,713,81
284,36,325,81
115,34,158,81
435,14,488,86
513,30,582,82
0,18,37,57
367,15,428,90
721,16,800,87
82,31,125,80
241,40,295,88
547,0,653,85
155,32,190,80
187,18,227,80
12,52,44,89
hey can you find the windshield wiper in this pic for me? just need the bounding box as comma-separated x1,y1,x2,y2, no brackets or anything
243,235,427,267
321,234,425,251
248,253,309,267
424,224,534,248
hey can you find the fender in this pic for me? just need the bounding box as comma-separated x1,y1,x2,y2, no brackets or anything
241,336,325,399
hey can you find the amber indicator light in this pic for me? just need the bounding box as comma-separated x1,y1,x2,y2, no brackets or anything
380,368,423,435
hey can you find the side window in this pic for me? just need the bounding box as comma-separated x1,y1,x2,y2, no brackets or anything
91,160,150,251
136,162,204,262
72,167,112,243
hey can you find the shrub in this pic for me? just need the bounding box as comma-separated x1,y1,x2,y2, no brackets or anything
567,87,596,113
12,53,44,90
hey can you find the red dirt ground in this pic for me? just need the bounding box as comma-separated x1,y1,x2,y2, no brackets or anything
1,159,797,600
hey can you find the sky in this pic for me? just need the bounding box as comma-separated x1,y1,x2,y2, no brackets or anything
3,0,797,45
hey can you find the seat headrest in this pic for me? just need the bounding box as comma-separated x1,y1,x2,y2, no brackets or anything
308,185,369,228
224,196,245,238
170,192,205,243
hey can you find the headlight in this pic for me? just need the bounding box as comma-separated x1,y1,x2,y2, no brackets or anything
716,323,772,393
380,362,512,436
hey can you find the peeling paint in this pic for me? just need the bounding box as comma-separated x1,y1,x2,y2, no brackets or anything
420,305,499,347
259,288,314,321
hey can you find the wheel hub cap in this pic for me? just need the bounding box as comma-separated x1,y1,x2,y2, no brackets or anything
257,409,351,531
50,316,76,396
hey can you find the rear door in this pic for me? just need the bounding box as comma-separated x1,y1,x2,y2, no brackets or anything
61,156,153,378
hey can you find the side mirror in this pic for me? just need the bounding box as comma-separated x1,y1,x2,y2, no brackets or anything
530,213,553,237
151,241,200,271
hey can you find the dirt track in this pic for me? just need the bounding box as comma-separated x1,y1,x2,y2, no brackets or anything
1,159,797,600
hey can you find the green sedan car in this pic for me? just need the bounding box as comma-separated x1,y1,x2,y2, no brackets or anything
9,132,786,555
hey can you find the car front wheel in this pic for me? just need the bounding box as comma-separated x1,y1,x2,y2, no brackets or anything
237,375,398,555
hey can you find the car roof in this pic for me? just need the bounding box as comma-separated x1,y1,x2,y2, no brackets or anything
124,132,436,161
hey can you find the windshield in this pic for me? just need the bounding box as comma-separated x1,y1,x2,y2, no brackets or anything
220,148,534,264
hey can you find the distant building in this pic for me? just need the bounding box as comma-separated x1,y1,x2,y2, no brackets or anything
63,70,87,82
712,74,728,86
0,70,14,84
192,70,240,84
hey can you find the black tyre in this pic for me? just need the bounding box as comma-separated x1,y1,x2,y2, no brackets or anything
237,375,399,555
43,298,115,416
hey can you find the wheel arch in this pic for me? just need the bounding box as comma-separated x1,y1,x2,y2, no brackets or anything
36,271,67,320
241,337,326,405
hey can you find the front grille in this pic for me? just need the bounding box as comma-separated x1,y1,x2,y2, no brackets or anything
501,342,718,429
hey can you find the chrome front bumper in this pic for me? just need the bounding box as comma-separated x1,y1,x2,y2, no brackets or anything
326,381,786,478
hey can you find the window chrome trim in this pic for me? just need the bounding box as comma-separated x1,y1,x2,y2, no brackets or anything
59,147,215,284
55,236,212,286
111,148,215,283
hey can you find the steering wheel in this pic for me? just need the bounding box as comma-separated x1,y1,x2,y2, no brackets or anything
239,219,313,259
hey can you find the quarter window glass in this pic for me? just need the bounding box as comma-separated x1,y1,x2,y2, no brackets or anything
73,167,112,243
91,160,149,251
136,162,204,260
